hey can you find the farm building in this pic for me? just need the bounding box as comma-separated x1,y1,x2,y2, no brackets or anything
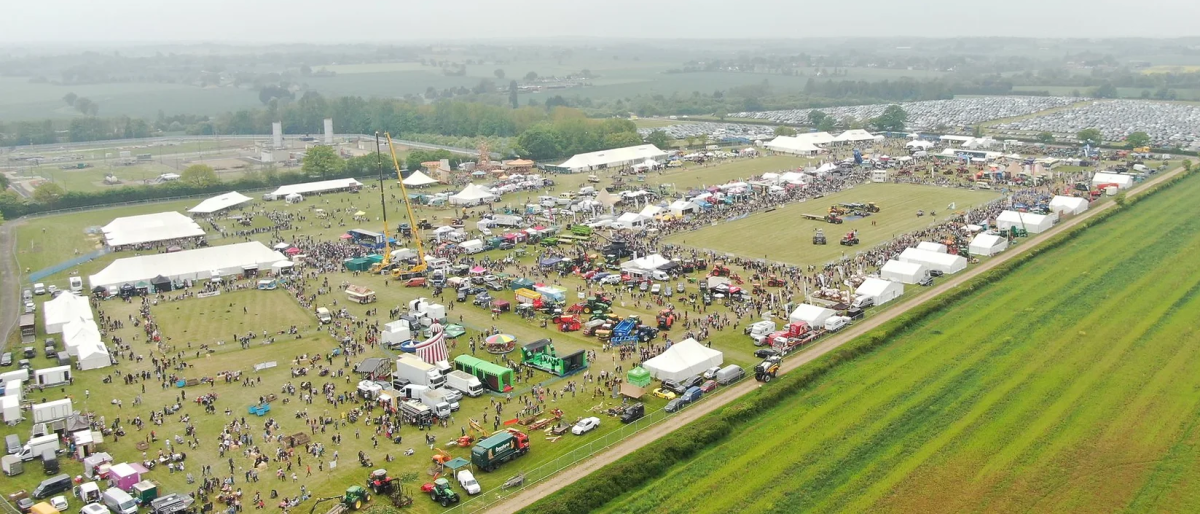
43,292,94,334
642,339,723,382
764,136,821,156
1091,172,1134,190
556,144,667,173
969,233,1009,256
89,241,286,290
996,211,1055,234
915,242,947,253
788,304,837,327
268,178,362,198
103,212,205,248
899,248,968,274
880,260,929,285
1048,195,1089,216
188,191,253,214
855,278,904,306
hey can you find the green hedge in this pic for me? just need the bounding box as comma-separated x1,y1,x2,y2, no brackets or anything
519,167,1195,514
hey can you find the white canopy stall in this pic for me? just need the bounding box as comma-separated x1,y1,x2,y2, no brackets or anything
188,192,253,214
1048,195,1089,216
899,248,968,274
855,278,904,306
969,233,1009,256
642,339,724,382
788,304,836,326
401,170,439,187
880,260,928,284
915,242,947,253
43,293,94,334
76,342,112,371
449,184,497,205
996,211,1055,234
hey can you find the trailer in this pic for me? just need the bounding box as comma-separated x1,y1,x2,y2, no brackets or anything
453,355,514,393
520,340,587,377
34,366,72,387
31,399,72,425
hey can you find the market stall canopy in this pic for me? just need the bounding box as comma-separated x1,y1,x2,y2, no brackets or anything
103,212,205,247
402,169,439,186
188,191,253,214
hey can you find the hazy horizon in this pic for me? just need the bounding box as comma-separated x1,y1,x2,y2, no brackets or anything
3,0,1199,44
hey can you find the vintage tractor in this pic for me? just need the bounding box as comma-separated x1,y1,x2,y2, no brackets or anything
709,261,731,277
813,229,827,245
840,231,860,246
366,470,397,495
829,205,847,216
424,478,460,507
755,356,782,382
656,309,676,330
865,202,880,213
766,275,786,287
310,486,372,514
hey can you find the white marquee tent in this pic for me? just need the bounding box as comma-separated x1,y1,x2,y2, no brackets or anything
788,304,836,326
906,140,934,150
89,241,286,289
969,233,1009,256
557,144,667,172
270,178,362,197
833,129,876,143
899,248,968,274
996,211,1055,233
916,242,947,253
43,293,94,334
76,342,111,371
449,184,497,205
765,136,820,156
638,204,665,218
1048,195,1089,216
188,191,253,214
642,339,724,382
881,260,928,284
402,170,439,186
62,318,102,357
855,278,904,306
621,253,671,273
668,199,699,216
1091,172,1134,190
103,212,205,247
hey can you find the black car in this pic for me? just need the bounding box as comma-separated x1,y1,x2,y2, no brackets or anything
0,352,11,366
918,275,934,287
754,348,780,359
22,347,35,358
664,398,686,413
679,375,703,389
456,289,469,302
498,241,515,250
661,379,688,395
929,270,944,277
619,403,645,423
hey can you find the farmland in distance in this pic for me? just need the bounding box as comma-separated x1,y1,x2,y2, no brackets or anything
589,171,1200,513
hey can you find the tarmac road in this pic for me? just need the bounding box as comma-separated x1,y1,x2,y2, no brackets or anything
0,218,24,350
489,165,1187,514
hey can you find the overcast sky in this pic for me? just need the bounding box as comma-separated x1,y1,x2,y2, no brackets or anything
2,0,1198,43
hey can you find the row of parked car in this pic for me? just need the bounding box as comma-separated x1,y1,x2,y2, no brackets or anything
652,365,745,413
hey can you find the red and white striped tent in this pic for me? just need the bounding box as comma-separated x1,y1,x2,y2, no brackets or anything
413,322,448,364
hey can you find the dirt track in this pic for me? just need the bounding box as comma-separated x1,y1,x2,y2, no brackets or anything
491,167,1185,514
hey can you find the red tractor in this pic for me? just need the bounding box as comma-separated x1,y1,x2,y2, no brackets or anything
656,309,677,330
766,275,786,287
709,261,731,277
840,230,860,246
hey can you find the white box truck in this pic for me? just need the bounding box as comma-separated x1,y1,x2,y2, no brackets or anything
32,399,73,424
18,434,59,461
392,354,445,389
381,320,411,348
419,388,458,417
444,370,484,397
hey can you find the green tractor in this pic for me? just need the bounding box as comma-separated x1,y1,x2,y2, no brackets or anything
428,478,460,507
310,486,372,514
583,296,611,314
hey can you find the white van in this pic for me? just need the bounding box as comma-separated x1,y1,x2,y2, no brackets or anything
102,488,138,514
33,283,46,295
69,277,83,293
425,258,451,271
316,308,333,324
824,316,850,333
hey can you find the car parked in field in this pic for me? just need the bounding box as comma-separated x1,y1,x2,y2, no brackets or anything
700,380,718,393
571,417,601,435
456,470,481,495
702,366,721,380
651,388,677,400
661,379,687,395
664,398,686,413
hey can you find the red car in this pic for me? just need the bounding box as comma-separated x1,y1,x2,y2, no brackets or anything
403,277,426,287
699,380,718,393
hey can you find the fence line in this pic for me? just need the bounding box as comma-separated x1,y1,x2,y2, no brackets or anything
28,247,111,282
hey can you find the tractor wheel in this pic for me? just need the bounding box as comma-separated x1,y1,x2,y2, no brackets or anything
430,493,438,502
584,306,592,314
366,494,371,503
354,500,362,510
440,499,449,507
763,374,773,383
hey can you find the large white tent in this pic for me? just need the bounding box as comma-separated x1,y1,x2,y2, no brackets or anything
557,144,667,172
188,191,252,214
1048,195,1089,216
89,241,286,289
449,184,497,205
638,204,665,218
788,304,836,326
833,129,876,143
76,342,112,371
765,136,821,155
62,318,102,357
667,199,699,216
642,339,723,382
996,211,1055,233
969,233,1009,256
401,170,439,186
906,140,934,150
621,253,670,273
899,248,968,274
1091,172,1135,190
855,278,904,306
916,242,947,253
881,260,928,284
43,292,94,334
270,178,362,197
103,212,205,247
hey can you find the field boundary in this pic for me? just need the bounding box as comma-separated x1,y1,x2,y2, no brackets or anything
500,165,1191,513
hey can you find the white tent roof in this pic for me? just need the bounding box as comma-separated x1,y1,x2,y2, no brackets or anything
449,184,496,204
103,212,205,247
765,136,820,155
77,342,111,370
834,129,876,142
906,140,934,149
1091,172,1134,189
89,241,286,289
557,144,667,171
43,293,94,334
668,199,699,213
271,178,362,197
969,233,1008,256
915,242,947,253
899,248,968,274
1048,195,1089,215
881,260,928,284
996,211,1055,233
788,304,836,326
856,278,903,299
188,191,252,214
402,170,439,186
639,205,665,217
63,318,102,357
616,212,647,224
622,253,670,271
642,339,724,382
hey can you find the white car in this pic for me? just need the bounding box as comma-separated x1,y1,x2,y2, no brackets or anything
650,284,662,294
572,416,601,435
702,366,722,380
81,503,107,514
599,275,622,285
456,470,481,495
49,496,68,511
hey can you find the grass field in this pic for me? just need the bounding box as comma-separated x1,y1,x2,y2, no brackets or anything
665,183,1000,266
585,170,1200,513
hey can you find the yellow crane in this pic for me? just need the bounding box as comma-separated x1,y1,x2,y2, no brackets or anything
385,132,427,277
369,133,394,274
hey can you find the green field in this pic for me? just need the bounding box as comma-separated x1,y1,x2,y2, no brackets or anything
665,183,1000,266
578,171,1200,513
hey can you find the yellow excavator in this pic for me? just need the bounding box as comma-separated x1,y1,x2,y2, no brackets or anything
385,132,427,278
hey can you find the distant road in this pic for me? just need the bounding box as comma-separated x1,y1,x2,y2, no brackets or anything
3,134,483,157
490,166,1186,514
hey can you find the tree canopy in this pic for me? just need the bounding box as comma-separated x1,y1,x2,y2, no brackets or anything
644,130,671,149
181,164,219,188
32,182,65,204
774,126,797,137
1035,132,1055,144
301,145,345,179
1125,131,1151,148
871,104,908,132
1077,128,1103,145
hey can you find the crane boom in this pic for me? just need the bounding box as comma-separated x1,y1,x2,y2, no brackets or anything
385,132,427,275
